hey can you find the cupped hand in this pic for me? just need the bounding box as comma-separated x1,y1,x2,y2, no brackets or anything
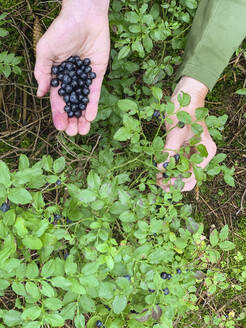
156,76,217,192
34,0,110,136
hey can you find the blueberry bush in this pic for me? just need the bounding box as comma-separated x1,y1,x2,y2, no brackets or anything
0,0,245,327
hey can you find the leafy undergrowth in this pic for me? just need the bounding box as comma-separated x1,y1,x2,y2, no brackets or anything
0,0,246,327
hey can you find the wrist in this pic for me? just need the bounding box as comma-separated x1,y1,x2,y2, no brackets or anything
172,76,209,100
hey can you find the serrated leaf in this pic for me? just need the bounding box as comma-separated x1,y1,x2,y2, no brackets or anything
210,229,219,247
118,99,138,113
219,225,229,241
0,160,11,187
177,92,191,107
151,86,163,101
53,157,65,174
219,241,235,251
177,111,192,124
118,46,130,60
0,28,8,37
8,187,32,205
224,174,235,187
22,236,43,250
114,127,130,141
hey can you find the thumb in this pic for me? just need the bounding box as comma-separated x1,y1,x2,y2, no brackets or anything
34,40,53,97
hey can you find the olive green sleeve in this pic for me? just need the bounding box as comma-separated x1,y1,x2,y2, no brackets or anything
176,0,246,90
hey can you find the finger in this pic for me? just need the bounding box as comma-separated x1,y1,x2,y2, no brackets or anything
157,126,188,171
50,87,68,131
84,72,104,122
34,40,53,97
78,116,91,135
65,117,78,136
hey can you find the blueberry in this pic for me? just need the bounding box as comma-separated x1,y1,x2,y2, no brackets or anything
63,74,72,84
178,121,185,128
75,88,83,95
104,305,111,311
81,73,88,80
60,62,66,70
167,274,172,280
58,88,66,96
224,314,229,319
79,103,86,111
148,289,155,293
74,111,82,118
163,288,169,295
89,72,96,79
85,78,92,86
84,66,92,74
71,104,79,112
163,161,169,169
66,218,72,224
0,202,10,212
163,173,169,179
64,250,69,260
82,87,90,96
153,110,160,118
68,111,74,118
74,56,81,62
51,65,59,75
61,82,67,89
70,93,79,104
77,69,84,76
176,268,182,274
56,179,62,185
78,79,84,87
50,78,59,87
82,97,89,105
76,59,83,67
152,160,157,167
83,58,91,66
123,274,131,282
65,85,73,94
54,214,61,221
57,73,64,81
65,62,73,71
67,56,76,63
78,95,84,102
71,80,78,89
69,70,76,78
160,272,168,280
63,95,70,103
96,320,103,327
174,154,180,162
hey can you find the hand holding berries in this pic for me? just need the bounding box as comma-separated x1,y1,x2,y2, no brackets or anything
34,0,110,136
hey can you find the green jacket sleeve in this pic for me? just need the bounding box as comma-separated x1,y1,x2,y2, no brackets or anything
176,0,246,90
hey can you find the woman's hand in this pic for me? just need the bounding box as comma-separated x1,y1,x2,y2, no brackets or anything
157,76,217,191
34,0,110,136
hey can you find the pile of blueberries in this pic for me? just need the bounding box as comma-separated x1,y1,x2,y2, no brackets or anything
50,56,96,119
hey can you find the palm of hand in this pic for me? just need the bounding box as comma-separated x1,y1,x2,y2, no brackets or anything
34,8,110,136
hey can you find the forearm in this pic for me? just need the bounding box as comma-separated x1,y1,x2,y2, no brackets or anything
176,0,246,90
62,0,110,14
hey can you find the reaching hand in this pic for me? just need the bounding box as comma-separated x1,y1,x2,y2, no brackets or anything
156,76,217,192
34,0,110,136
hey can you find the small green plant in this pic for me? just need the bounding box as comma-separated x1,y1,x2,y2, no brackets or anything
0,13,22,78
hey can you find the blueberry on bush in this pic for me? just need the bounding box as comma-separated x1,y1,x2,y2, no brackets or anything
163,287,169,295
0,202,10,212
123,274,131,282
163,173,169,179
176,268,182,274
160,272,168,279
96,320,103,327
167,274,172,280
163,161,169,169
55,179,61,185
174,154,180,162
50,56,96,118
178,121,185,128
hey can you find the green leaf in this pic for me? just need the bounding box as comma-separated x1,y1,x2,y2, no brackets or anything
41,281,55,298
2,64,11,78
0,160,11,187
45,314,64,327
165,101,175,115
18,154,30,170
53,157,65,174
224,174,235,187
151,86,163,102
177,111,192,124
0,28,8,37
114,127,130,141
132,40,144,55
74,314,85,328
177,92,191,107
79,295,96,313
191,122,203,135
26,262,39,279
14,217,28,238
51,276,72,290
21,306,41,321
152,136,164,151
22,322,41,328
0,279,10,291
112,295,127,314
119,210,136,223
219,241,235,251
3,310,22,327
78,189,97,203
118,46,130,60
197,144,208,157
190,153,203,164
22,236,43,250
26,281,40,298
235,88,246,95
8,187,32,205
210,229,219,247
118,99,138,113
44,298,63,311
12,282,27,296
41,259,55,277
219,225,229,241
195,107,208,121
